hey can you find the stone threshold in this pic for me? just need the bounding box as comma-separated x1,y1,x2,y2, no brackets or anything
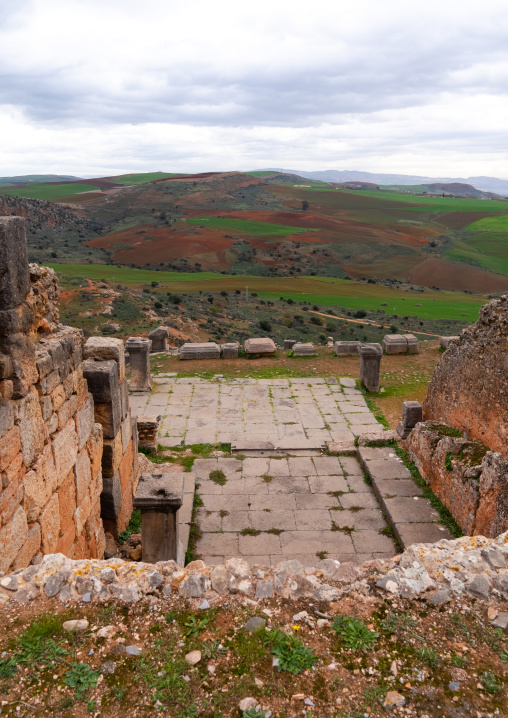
358,446,452,549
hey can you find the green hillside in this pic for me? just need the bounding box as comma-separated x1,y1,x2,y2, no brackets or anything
0,182,102,200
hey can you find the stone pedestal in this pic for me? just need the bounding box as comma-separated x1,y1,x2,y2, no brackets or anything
334,341,360,356
396,400,423,439
125,338,152,392
382,334,408,354
149,326,169,353
284,339,297,350
137,415,160,453
359,343,382,392
133,473,183,563
403,334,419,355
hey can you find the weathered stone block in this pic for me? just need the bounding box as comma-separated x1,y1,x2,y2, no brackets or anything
3,333,37,399
87,423,103,479
22,465,49,522
57,394,78,431
0,354,13,380
221,342,239,359
148,326,169,353
101,470,123,524
334,341,360,356
120,411,132,453
284,339,297,350
382,334,408,354
0,217,30,311
102,431,123,478
94,400,121,440
74,448,92,504
404,334,419,354
292,342,316,356
0,505,28,572
82,359,119,403
137,415,160,453
84,337,126,382
125,337,152,392
13,523,41,570
35,351,53,381
51,420,78,487
244,337,276,355
50,384,66,411
40,493,60,554
0,400,14,440
39,369,60,395
396,401,423,439
134,473,183,563
58,468,77,537
440,336,460,350
179,342,221,360
75,393,95,450
0,425,21,472
359,343,382,392
119,379,129,421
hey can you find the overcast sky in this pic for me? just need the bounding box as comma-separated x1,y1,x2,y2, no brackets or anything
1,0,507,178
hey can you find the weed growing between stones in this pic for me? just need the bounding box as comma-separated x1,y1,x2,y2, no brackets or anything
185,487,204,563
445,451,454,471
264,629,317,674
240,528,261,537
209,470,227,485
118,509,142,544
63,662,100,700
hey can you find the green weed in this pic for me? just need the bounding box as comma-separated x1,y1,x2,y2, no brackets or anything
63,663,100,700
331,616,379,651
209,469,227,485
416,648,440,668
480,670,502,694
266,629,317,674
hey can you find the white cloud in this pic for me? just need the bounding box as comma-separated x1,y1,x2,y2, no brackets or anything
0,0,507,176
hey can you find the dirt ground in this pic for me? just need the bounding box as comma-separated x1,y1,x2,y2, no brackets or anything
152,340,442,430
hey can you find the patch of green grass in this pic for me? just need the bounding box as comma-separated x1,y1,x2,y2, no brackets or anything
209,469,227,485
380,611,417,635
185,487,204,564
416,647,440,668
261,474,273,483
63,662,100,700
184,614,215,638
265,629,317,674
480,670,502,694
118,508,141,544
0,182,103,200
364,396,390,428
331,616,379,651
240,528,261,536
266,528,284,535
332,522,354,534
316,550,328,560
187,216,317,236
445,451,454,471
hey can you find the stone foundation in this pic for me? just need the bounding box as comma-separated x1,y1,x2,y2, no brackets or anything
408,421,508,537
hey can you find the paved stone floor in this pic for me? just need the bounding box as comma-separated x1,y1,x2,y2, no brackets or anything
129,375,383,445
192,454,395,566
129,375,396,566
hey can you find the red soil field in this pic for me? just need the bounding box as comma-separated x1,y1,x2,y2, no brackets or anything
409,257,508,292
438,212,505,230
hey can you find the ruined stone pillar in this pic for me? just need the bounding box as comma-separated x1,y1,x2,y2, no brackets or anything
125,338,152,392
359,343,382,392
148,326,169,353
396,400,423,439
137,415,160,453
83,337,138,537
133,473,183,563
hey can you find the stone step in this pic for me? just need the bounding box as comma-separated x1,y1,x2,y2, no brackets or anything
231,439,326,452
358,446,452,549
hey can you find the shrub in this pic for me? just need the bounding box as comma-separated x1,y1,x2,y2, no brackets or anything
354,309,367,318
259,320,272,332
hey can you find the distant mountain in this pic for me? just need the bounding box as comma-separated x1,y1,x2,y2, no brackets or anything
263,168,508,196
0,174,81,186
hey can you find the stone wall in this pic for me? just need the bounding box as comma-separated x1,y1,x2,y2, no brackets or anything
423,295,508,455
0,217,105,572
409,421,508,537
83,338,139,537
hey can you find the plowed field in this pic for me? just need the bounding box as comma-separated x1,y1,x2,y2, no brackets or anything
409,257,508,292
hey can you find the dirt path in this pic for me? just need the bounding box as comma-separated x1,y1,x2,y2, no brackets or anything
309,310,441,337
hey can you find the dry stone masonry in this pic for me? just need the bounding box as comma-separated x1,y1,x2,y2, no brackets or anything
82,338,138,538
0,217,105,572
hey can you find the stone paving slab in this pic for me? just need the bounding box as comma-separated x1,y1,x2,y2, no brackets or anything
131,376,384,447
358,446,453,549
194,454,395,564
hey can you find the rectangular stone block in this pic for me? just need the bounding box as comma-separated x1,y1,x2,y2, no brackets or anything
293,342,316,356
0,505,28,572
403,334,419,354
284,339,297,350
221,342,239,359
0,425,21,472
334,341,360,356
74,447,92,503
120,411,132,452
125,337,152,392
359,343,382,393
440,336,460,350
51,419,78,487
82,359,119,402
58,468,77,537
119,379,129,421
75,393,95,450
0,400,14,440
86,423,103,479
84,337,126,382
102,431,123,478
0,217,30,311
179,342,221,360
244,337,276,355
101,470,123,524
40,492,60,554
382,334,407,354
93,400,121,440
